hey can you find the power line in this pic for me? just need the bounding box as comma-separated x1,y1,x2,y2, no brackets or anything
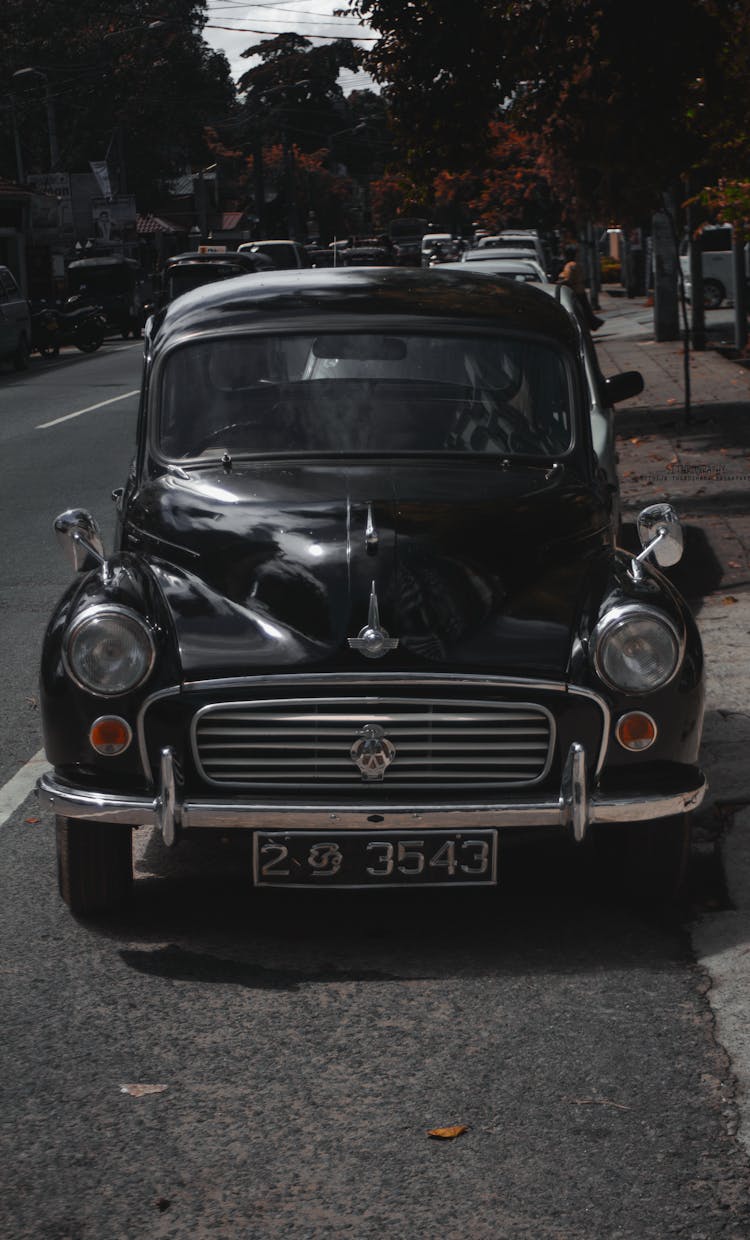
207,23,377,40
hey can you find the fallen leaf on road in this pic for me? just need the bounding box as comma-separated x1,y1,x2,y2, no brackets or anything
119,1084,168,1097
428,1124,469,1140
722,596,738,606
24,817,40,824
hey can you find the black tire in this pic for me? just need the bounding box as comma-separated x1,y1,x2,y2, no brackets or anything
595,814,691,907
76,324,104,353
56,816,133,916
703,278,724,310
12,333,30,371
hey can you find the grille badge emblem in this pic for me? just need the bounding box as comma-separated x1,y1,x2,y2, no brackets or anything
347,581,399,659
350,723,396,780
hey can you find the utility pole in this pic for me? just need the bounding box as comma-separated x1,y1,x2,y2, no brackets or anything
252,131,265,239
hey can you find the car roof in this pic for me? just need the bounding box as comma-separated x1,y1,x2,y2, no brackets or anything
441,258,546,277
165,250,272,270
463,246,539,261
152,267,578,357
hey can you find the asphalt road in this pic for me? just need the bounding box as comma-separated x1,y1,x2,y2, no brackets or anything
1,345,750,1239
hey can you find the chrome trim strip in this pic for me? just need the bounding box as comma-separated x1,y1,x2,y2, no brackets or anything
157,747,179,846
136,685,182,783
37,771,707,831
180,672,572,693
560,743,588,843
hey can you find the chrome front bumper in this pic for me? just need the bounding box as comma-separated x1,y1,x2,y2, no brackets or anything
37,744,707,846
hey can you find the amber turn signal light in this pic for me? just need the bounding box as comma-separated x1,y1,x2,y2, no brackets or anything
615,711,657,751
89,716,132,756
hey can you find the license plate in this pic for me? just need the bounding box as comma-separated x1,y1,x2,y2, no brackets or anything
253,830,497,888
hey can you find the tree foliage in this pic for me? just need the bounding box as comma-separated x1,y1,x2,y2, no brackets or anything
235,33,388,239
345,0,750,221
2,0,234,206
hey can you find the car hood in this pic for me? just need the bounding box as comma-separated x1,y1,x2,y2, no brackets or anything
127,461,609,680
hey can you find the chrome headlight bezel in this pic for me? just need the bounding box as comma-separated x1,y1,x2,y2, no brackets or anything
63,604,156,697
590,604,683,695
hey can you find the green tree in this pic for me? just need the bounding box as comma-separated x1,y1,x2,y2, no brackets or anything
2,0,234,206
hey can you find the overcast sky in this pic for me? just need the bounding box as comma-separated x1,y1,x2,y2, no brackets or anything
203,0,378,92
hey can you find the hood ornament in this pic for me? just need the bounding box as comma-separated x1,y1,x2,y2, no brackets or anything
365,502,379,554
348,581,399,659
350,724,396,780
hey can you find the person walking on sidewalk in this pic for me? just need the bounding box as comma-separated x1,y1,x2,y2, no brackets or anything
558,245,604,331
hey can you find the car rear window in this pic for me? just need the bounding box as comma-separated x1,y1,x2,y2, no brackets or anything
157,331,575,461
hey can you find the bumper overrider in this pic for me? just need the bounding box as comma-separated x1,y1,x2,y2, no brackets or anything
37,744,707,847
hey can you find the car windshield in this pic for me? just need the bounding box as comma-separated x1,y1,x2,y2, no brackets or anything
157,330,575,460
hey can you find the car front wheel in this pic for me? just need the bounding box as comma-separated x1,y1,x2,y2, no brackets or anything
56,816,133,916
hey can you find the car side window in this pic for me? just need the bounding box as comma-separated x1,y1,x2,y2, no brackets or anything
0,270,16,298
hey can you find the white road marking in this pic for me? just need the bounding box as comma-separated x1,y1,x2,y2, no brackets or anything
0,749,50,828
36,389,139,430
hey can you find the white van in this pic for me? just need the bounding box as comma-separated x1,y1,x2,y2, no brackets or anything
679,225,750,309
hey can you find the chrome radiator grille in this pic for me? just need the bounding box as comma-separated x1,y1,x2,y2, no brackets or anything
192,697,554,790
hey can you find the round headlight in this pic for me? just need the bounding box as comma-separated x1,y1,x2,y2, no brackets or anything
592,606,681,694
65,606,155,696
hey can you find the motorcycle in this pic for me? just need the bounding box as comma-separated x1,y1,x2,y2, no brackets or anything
31,298,107,357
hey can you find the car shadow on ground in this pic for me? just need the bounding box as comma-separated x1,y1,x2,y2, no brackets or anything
77,821,731,985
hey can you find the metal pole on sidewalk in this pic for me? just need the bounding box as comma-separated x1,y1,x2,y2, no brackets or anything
733,233,748,354
685,176,705,351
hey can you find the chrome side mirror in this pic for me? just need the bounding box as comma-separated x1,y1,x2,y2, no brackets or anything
54,509,109,578
632,503,683,579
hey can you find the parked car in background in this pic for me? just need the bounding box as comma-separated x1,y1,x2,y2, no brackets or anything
679,224,750,309
473,232,548,270
39,266,705,916
237,240,310,270
441,257,549,284
420,233,454,266
340,238,396,266
0,264,31,370
388,216,429,266
462,246,544,268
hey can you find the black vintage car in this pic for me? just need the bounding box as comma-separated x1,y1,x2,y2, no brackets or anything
38,267,706,915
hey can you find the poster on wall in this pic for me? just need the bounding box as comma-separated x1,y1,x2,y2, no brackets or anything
28,172,74,236
91,195,136,243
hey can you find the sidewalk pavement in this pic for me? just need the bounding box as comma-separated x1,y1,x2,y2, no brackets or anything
595,290,750,596
594,291,750,1153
